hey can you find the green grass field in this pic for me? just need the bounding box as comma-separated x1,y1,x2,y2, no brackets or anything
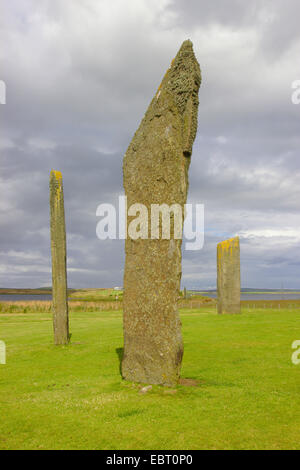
1,306,300,450
69,288,123,302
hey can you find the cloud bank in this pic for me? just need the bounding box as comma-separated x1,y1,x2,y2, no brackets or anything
1,0,300,288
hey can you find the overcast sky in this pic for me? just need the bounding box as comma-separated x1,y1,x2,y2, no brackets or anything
1,0,300,289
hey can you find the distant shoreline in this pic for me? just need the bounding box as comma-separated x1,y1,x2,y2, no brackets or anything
1,288,300,296
0,288,75,295
1,288,299,295
194,290,300,295
1,287,300,303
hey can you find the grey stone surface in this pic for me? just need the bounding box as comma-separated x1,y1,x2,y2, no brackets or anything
122,40,201,385
217,236,241,314
50,170,69,345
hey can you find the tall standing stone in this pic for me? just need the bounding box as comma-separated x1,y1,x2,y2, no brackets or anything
122,40,201,385
217,236,241,314
50,170,69,345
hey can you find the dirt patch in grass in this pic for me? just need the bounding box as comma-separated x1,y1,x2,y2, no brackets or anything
179,378,200,387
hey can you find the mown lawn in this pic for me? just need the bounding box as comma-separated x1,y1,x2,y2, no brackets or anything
1,306,300,450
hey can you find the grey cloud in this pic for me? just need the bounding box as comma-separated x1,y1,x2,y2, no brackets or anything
1,0,300,289
167,0,261,29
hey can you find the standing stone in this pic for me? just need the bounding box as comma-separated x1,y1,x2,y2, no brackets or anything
184,287,187,299
50,170,69,345
217,236,241,314
122,40,201,385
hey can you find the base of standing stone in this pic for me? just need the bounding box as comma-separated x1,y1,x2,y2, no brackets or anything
122,310,183,386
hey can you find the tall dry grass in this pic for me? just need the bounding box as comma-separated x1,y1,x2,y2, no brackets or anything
0,293,218,314
0,300,122,313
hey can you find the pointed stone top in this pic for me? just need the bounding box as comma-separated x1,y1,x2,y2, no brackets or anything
164,39,201,102
178,39,194,51
157,39,201,156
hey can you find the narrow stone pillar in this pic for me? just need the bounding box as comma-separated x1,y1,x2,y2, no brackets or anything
217,236,241,314
50,170,69,344
122,40,201,385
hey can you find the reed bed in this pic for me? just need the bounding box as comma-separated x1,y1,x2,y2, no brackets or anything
0,300,122,313
241,299,300,309
3,297,297,315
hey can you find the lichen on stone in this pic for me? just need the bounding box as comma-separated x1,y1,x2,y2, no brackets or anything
217,237,241,314
49,170,69,345
122,40,201,385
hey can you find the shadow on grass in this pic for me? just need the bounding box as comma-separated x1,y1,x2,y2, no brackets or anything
118,409,144,418
116,347,124,376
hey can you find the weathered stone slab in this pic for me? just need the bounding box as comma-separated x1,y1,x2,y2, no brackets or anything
50,170,69,345
217,236,241,314
122,40,201,385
